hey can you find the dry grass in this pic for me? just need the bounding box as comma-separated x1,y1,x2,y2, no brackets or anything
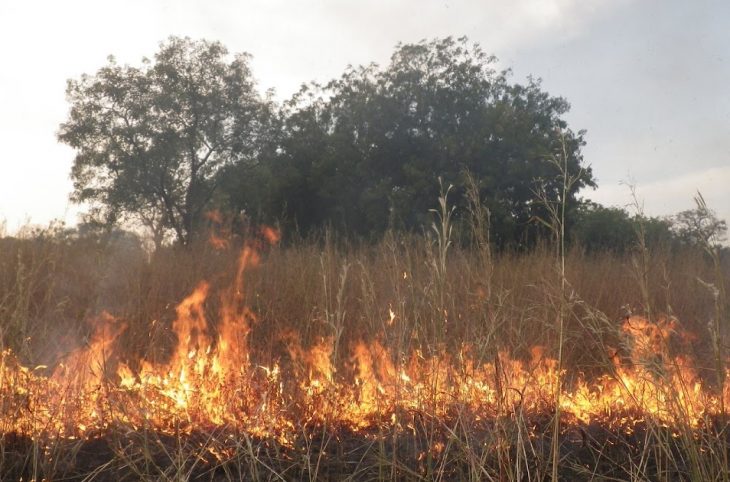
0,227,728,480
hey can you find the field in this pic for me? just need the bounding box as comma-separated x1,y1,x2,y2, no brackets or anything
0,225,728,481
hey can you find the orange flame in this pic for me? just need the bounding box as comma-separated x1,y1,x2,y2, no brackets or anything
0,231,725,445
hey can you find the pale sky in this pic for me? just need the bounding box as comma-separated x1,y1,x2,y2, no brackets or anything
1,0,728,234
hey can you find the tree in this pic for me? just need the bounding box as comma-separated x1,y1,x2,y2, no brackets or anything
245,37,593,244
59,37,274,246
572,203,676,253
217,83,329,231
672,194,727,248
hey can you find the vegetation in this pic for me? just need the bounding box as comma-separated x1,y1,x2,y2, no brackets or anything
0,219,728,480
58,37,277,247
2,34,728,481
60,36,593,248
59,36,727,255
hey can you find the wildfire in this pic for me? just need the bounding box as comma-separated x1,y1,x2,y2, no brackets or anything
0,230,725,447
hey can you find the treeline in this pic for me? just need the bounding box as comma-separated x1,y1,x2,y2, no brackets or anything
56,36,726,252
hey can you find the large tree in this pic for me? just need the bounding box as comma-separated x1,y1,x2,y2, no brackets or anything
59,37,274,246
238,37,594,245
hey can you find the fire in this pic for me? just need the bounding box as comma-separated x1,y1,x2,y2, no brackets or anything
0,230,726,448
205,210,231,250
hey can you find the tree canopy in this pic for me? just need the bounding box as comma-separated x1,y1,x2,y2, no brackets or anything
58,37,275,246
61,36,598,248
572,203,676,253
671,194,728,248
225,37,593,245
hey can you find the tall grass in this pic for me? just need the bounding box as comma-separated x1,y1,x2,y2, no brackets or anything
0,221,728,480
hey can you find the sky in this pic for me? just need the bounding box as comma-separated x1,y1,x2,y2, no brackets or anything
0,0,728,235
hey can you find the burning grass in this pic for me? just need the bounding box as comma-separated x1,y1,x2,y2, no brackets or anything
0,229,729,480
